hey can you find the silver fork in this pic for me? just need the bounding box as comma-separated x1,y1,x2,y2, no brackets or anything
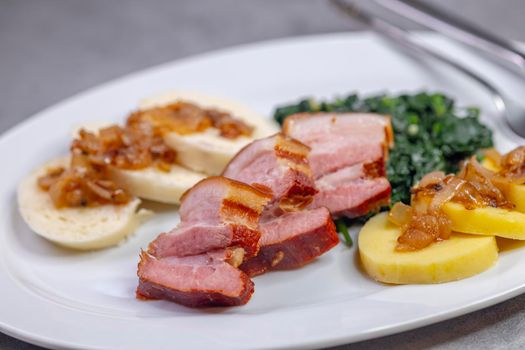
373,0,525,76
330,0,525,139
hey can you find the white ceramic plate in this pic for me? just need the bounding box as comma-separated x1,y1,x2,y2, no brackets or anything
2,32,525,350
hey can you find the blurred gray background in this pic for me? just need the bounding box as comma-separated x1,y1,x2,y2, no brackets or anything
1,0,525,349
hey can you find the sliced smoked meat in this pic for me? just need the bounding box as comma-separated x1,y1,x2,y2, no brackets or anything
283,113,393,217
225,134,339,275
312,177,391,218
283,113,393,178
239,207,338,276
312,161,391,218
223,133,317,211
137,249,254,307
148,176,271,259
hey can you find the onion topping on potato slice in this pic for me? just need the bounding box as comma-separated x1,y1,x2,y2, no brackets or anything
389,147,525,251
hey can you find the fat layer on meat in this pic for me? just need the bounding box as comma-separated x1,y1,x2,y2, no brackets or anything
148,176,271,259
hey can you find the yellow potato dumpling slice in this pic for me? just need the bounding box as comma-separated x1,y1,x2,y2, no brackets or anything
481,158,525,213
359,213,498,284
504,186,525,213
443,202,525,240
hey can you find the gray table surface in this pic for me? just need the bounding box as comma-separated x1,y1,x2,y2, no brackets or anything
2,0,525,349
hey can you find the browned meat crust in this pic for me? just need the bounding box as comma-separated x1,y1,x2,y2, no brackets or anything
240,213,338,277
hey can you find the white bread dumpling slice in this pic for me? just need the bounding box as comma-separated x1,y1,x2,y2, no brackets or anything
72,124,207,204
139,90,280,175
106,164,206,204
17,158,152,250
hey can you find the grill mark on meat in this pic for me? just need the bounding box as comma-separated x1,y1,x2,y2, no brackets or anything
274,135,317,210
180,176,271,208
284,172,318,197
275,134,312,176
250,183,273,197
279,195,314,211
275,133,311,155
230,224,261,258
363,158,386,178
275,147,308,166
221,199,261,229
226,178,274,205
277,170,318,211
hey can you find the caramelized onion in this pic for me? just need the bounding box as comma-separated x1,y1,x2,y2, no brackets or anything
86,181,118,202
395,211,451,252
128,101,254,139
418,171,445,188
391,148,525,252
483,148,502,166
428,177,465,212
41,156,132,208
412,198,429,215
397,228,434,251
459,157,513,208
502,146,525,168
37,167,65,190
38,101,253,208
469,157,495,180
497,147,525,184
388,202,413,226
499,170,525,185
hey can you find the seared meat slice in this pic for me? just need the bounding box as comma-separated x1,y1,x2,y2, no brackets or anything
224,134,339,275
148,176,271,259
137,249,253,307
283,113,393,178
223,133,317,211
139,177,268,308
283,113,393,217
313,177,391,218
239,207,338,276
311,160,391,218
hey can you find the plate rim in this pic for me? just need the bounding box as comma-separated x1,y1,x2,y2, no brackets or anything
1,30,524,350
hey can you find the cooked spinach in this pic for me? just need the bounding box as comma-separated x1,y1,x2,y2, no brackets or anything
273,92,493,205
335,218,353,247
